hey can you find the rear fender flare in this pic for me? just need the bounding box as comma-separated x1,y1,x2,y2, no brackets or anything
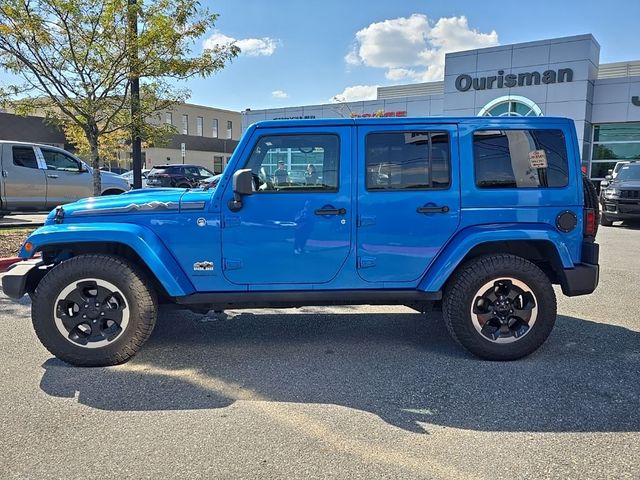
418,224,574,292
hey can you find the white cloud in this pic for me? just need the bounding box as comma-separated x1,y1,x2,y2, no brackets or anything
203,32,280,56
331,85,379,103
271,90,289,99
346,14,498,82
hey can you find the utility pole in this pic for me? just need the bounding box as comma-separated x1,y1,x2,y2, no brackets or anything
128,0,142,189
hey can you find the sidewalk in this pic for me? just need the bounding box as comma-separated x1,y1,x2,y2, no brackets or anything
0,213,47,228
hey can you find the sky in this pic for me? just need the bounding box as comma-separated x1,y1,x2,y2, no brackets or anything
2,0,639,112
181,0,639,111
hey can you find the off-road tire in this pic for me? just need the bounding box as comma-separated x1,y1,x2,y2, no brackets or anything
600,214,614,226
443,254,557,361
32,254,157,367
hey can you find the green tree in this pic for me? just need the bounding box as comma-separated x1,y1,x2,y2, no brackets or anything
0,0,239,194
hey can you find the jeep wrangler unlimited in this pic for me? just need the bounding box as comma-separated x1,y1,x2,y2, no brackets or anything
2,117,600,366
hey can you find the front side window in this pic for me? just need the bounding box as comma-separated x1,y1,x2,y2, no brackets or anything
365,131,450,190
245,134,339,192
474,129,568,188
41,149,81,172
12,146,38,169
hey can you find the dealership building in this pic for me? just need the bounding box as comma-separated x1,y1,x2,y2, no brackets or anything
242,34,640,180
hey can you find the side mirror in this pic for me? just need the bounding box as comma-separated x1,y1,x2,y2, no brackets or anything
228,169,253,212
605,174,613,181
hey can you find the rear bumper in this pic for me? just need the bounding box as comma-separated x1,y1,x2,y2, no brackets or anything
560,242,599,297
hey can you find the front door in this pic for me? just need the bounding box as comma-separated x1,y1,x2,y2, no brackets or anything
221,127,351,285
1,144,47,210
38,147,92,207
356,124,461,283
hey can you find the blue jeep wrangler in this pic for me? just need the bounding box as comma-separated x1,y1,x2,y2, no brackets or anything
2,117,600,366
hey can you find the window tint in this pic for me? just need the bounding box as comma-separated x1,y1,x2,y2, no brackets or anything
474,129,568,188
12,147,38,169
41,149,81,172
365,131,450,190
245,134,339,192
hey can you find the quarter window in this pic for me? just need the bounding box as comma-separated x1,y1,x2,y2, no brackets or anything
12,146,38,169
245,134,339,192
365,131,450,190
474,129,568,188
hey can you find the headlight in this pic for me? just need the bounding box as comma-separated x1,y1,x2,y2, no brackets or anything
604,188,620,199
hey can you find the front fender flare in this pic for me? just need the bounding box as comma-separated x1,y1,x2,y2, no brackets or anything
19,223,195,297
418,224,575,293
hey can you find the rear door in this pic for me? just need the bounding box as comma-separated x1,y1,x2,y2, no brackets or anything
1,144,47,210
356,124,461,283
39,147,92,207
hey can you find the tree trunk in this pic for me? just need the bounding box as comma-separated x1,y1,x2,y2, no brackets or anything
86,128,101,196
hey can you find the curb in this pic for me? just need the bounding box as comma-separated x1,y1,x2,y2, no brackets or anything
0,257,21,273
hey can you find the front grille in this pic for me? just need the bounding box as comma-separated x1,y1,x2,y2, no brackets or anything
620,190,640,199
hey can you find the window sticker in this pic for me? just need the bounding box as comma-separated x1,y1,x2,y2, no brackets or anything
528,149,548,169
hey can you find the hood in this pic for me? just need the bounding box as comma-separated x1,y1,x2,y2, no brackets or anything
52,188,206,220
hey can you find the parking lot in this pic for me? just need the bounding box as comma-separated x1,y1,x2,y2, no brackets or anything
0,224,638,480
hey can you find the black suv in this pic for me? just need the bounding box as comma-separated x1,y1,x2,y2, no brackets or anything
600,162,640,225
146,164,215,188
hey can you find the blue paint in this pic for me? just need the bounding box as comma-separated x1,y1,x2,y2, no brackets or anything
20,116,591,298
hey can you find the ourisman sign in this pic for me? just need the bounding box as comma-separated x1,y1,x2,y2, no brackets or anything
455,68,574,92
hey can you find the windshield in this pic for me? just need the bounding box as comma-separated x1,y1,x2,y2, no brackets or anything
616,165,640,181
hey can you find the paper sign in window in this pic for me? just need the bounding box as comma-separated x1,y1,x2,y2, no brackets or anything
528,149,548,169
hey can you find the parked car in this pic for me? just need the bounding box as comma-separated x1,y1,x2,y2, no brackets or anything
599,160,632,192
0,141,130,217
146,164,215,188
198,174,223,188
120,169,150,188
3,117,600,366
100,166,129,175
600,162,640,226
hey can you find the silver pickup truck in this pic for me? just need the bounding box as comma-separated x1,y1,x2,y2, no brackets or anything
0,141,130,217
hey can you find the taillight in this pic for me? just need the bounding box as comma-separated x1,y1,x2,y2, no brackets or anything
584,209,596,237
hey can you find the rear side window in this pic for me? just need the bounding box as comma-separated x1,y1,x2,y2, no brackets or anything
474,129,569,188
13,146,38,169
365,131,450,190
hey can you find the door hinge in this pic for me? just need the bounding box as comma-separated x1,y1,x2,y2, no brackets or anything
357,215,376,227
223,258,243,270
223,216,241,228
357,256,376,268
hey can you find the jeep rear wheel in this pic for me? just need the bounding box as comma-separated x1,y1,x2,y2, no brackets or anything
32,254,157,367
443,254,557,360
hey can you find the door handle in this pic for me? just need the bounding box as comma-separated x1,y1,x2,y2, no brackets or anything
47,174,59,179
314,207,346,216
417,205,449,214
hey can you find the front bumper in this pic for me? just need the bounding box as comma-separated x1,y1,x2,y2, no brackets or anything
601,198,640,220
1,259,45,299
560,241,599,297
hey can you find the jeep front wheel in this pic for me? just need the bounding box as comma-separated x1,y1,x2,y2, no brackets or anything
32,254,157,367
443,254,557,360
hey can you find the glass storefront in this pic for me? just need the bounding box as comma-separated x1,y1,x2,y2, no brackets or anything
590,123,640,179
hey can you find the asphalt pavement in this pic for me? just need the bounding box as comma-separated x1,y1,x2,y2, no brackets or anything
0,224,638,479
